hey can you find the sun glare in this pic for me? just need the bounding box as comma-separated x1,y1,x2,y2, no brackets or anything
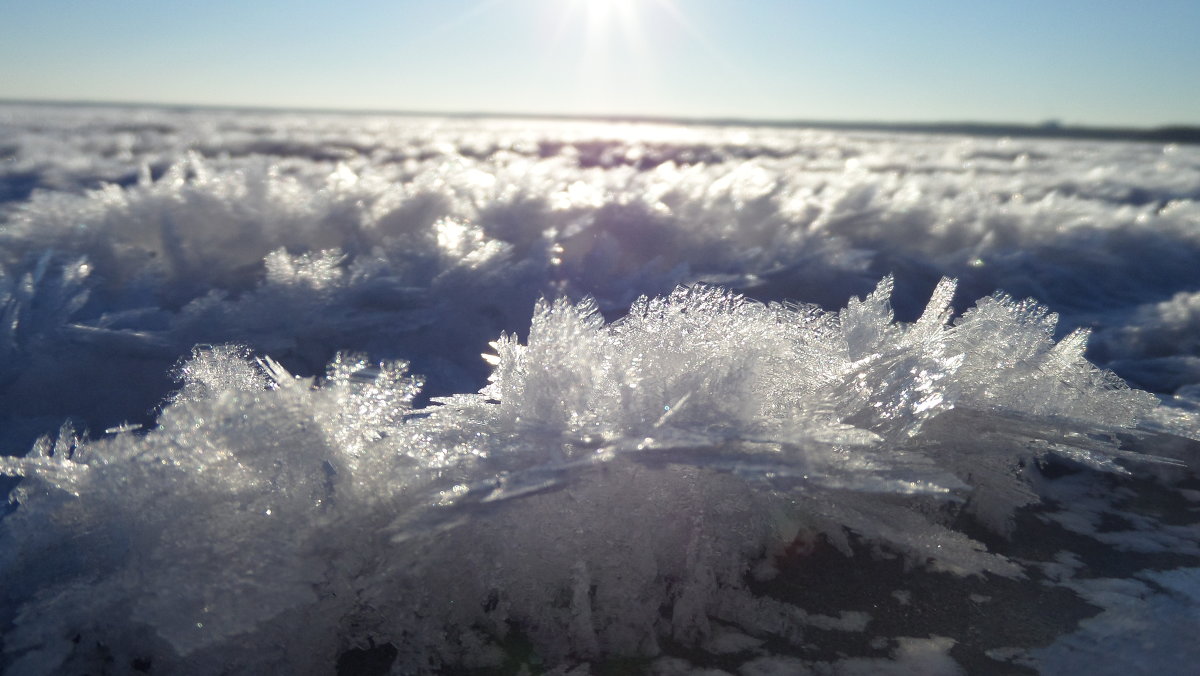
539,0,726,116
543,0,658,109
570,0,644,47
580,0,637,24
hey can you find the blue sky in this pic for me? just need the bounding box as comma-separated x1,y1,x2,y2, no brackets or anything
2,0,1197,126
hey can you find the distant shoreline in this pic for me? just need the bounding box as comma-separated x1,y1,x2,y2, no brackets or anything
3,97,1198,146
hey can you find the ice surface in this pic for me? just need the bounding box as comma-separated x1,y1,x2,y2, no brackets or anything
1,104,1199,674
738,635,963,676
1009,569,1200,675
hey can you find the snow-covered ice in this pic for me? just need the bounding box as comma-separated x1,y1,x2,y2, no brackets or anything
1,103,1198,674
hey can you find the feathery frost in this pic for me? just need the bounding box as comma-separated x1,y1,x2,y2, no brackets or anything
1,104,1199,674
0,277,1171,674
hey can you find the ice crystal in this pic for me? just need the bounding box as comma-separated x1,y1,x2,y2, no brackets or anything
2,105,1198,674
0,277,1172,674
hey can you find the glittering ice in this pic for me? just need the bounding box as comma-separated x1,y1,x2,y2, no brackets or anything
0,276,1177,674
1,104,1198,674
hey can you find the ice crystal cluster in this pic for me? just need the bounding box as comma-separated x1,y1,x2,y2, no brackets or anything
1,104,1199,674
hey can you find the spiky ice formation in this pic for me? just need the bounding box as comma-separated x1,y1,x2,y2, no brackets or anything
0,278,1171,674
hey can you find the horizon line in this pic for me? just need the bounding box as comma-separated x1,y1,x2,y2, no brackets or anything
3,97,1198,145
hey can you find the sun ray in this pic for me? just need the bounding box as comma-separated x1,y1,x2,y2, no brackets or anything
649,0,741,77
409,0,511,49
537,0,740,116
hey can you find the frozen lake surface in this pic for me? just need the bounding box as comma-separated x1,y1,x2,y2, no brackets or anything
1,103,1198,675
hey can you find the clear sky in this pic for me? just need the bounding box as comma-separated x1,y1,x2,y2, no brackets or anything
1,0,1197,127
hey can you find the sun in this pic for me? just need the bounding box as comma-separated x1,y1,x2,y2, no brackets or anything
579,0,638,23
569,0,643,44
546,0,689,56
540,0,720,114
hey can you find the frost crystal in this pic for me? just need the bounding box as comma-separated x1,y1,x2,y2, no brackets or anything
2,106,1198,673
0,277,1171,674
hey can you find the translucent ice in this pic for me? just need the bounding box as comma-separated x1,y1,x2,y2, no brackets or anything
2,104,1198,673
0,277,1173,673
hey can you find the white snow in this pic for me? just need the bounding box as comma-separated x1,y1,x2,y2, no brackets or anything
1,103,1198,674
